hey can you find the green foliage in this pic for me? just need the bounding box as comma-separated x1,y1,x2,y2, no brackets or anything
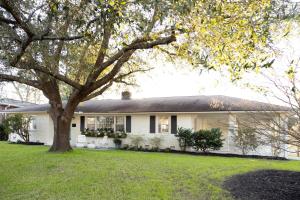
233,127,262,155
192,128,224,152
5,114,32,143
175,0,285,80
1,0,288,94
82,129,104,137
113,138,122,148
0,121,10,141
175,127,193,151
114,131,127,139
82,128,127,138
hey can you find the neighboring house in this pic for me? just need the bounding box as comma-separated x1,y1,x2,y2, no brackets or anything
0,98,36,123
2,94,292,157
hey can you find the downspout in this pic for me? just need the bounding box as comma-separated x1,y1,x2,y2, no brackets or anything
4,104,11,120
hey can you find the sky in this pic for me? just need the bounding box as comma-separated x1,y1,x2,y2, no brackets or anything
2,24,300,106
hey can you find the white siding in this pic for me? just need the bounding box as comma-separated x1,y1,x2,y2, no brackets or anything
21,112,290,158
131,114,149,134
70,116,81,146
177,114,195,129
29,113,53,145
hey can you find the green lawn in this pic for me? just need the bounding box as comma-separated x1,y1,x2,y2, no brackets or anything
0,142,299,200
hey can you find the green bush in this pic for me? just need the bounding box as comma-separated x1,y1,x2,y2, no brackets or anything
122,144,129,149
192,128,224,152
82,128,128,138
5,114,31,143
113,138,122,148
0,122,10,141
175,127,193,151
115,131,127,138
82,129,98,137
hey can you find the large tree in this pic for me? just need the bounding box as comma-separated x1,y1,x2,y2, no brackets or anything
0,0,291,152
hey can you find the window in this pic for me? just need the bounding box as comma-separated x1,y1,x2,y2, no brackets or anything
97,116,114,129
30,117,37,130
87,117,96,130
115,116,125,132
86,116,124,132
159,116,169,133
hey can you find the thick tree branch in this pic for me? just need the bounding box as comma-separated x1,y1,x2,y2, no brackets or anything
83,82,113,101
86,33,175,95
10,39,32,66
0,16,17,24
91,50,135,91
86,23,112,84
16,64,82,89
1,0,34,36
0,74,41,89
102,33,176,69
32,35,84,41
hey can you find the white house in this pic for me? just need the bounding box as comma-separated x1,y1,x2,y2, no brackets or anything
3,94,292,157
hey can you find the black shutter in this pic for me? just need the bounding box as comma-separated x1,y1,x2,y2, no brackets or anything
126,116,131,133
171,115,177,134
80,116,85,132
150,115,156,133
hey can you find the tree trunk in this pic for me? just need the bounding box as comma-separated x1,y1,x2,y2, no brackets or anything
48,104,74,152
24,133,29,143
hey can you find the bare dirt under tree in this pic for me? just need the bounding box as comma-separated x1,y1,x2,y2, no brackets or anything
223,169,300,200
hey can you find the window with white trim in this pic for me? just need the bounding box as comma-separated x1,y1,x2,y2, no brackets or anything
159,116,169,133
115,116,125,132
97,116,114,129
29,117,37,130
87,117,96,130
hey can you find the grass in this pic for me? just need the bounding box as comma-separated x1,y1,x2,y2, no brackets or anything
0,142,299,200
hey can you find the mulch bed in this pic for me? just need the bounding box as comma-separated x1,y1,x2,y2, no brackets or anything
223,170,300,200
10,141,44,145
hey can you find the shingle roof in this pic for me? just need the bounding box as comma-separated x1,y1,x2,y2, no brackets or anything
0,98,36,108
2,95,289,114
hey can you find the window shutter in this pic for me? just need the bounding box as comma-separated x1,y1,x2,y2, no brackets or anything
150,116,156,133
126,116,131,133
80,116,85,132
171,115,177,134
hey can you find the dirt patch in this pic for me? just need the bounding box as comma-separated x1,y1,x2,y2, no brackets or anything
223,170,300,200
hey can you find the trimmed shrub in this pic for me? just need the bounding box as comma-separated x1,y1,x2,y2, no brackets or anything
122,144,129,150
82,129,98,137
175,127,193,151
115,131,127,138
106,132,115,138
113,138,122,148
0,122,10,141
5,114,31,143
82,128,127,138
192,128,224,152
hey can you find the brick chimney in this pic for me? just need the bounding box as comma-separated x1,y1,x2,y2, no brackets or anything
121,91,131,100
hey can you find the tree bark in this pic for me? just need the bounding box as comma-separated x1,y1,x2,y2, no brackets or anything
48,104,73,152
49,113,72,152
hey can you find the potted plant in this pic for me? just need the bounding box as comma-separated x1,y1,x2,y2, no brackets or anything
113,138,122,149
